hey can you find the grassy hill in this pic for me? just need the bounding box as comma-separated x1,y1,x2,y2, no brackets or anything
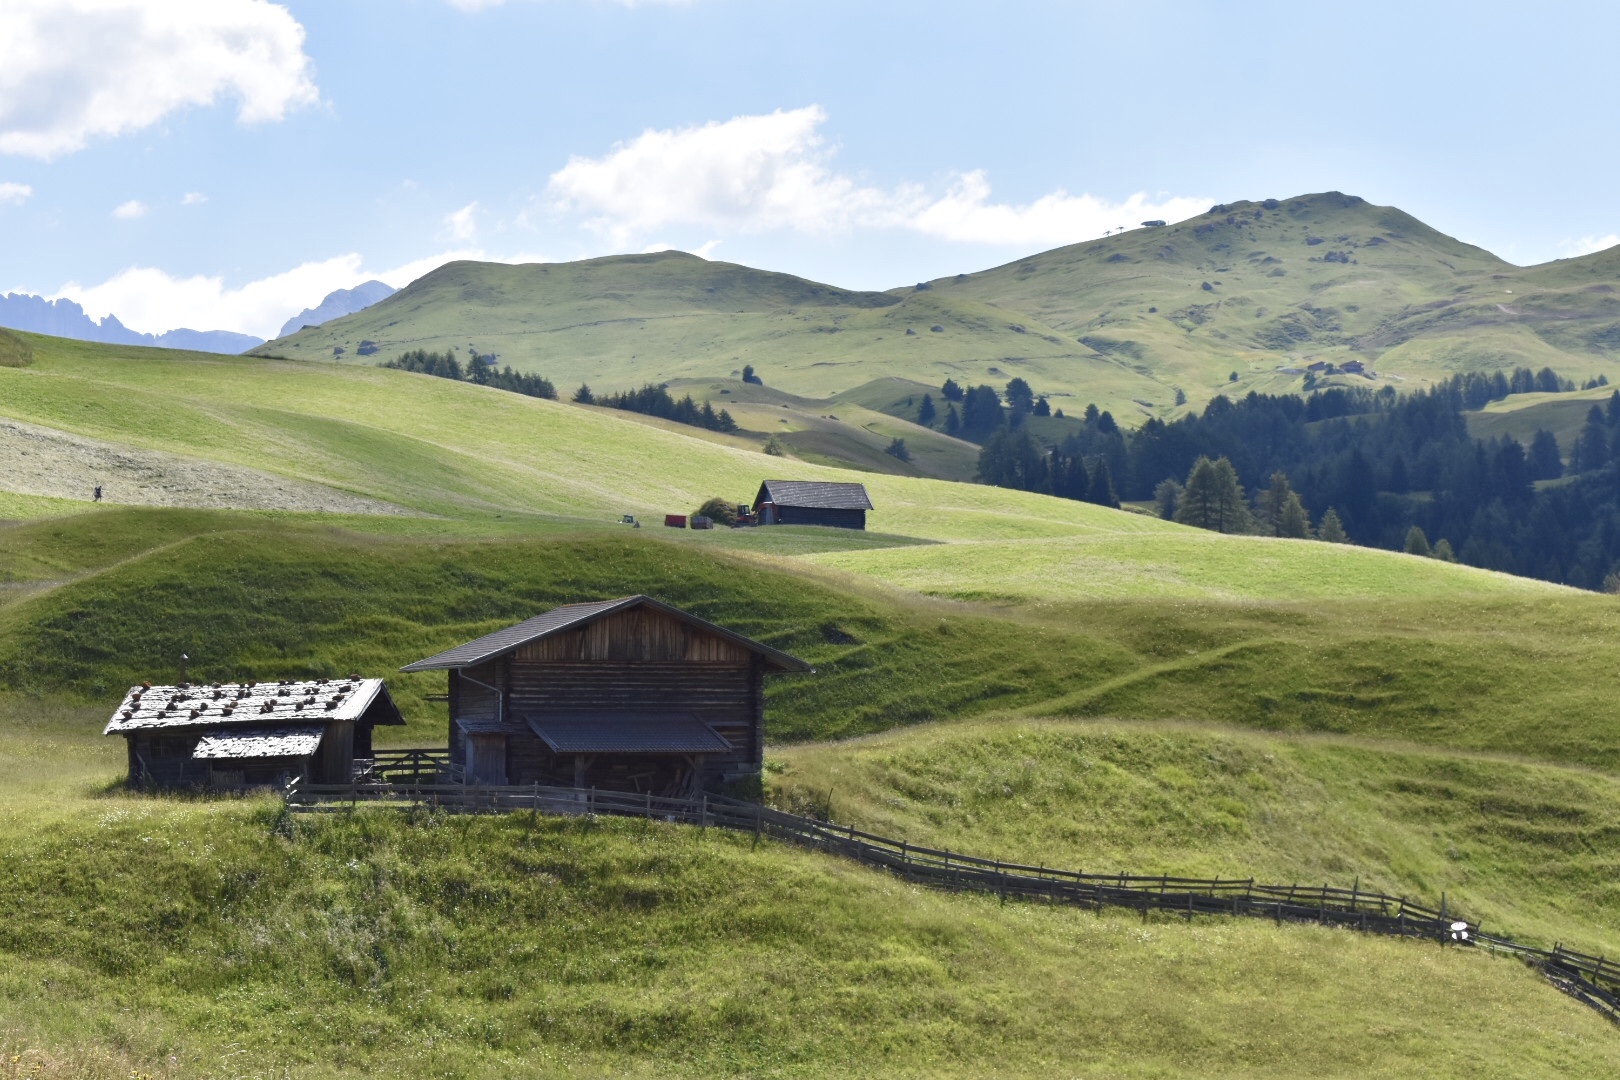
251,194,1620,425
5,724,1616,1079
257,253,1169,422
5,331,1620,1073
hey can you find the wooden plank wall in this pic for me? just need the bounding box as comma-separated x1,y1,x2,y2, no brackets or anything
507,608,761,785
777,506,864,529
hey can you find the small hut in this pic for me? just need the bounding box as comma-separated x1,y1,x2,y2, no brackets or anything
753,479,873,530
104,677,404,789
400,595,810,794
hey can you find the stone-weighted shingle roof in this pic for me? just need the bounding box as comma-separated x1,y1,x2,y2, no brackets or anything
102,677,403,735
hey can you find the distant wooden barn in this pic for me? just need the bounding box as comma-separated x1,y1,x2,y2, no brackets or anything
753,479,873,530
104,677,404,789
400,596,810,794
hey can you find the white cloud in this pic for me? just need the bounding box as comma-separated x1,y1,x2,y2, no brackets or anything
0,0,318,160
112,199,147,219
181,191,207,205
1564,233,1620,258
0,182,31,205
50,249,553,339
908,171,1210,247
547,106,1206,250
444,201,479,241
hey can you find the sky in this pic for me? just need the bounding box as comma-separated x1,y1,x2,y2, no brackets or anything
1,0,1618,339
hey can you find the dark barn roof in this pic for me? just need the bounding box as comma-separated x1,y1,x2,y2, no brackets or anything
755,479,873,511
400,594,810,673
103,677,403,735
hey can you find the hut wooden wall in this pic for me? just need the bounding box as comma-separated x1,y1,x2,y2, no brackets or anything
507,608,763,786
776,506,865,530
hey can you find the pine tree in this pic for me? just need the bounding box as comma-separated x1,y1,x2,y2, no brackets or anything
917,393,936,427
1276,491,1311,538
1257,471,1296,534
944,404,961,438
1084,458,1120,508
1153,478,1181,520
1174,456,1251,533
1404,525,1431,556
941,378,963,402
1033,396,1051,417
1317,507,1348,543
573,383,594,404
1432,538,1457,562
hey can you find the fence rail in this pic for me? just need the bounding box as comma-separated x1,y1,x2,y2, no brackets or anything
284,778,1617,1024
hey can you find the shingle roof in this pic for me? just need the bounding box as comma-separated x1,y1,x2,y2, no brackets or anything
400,595,810,673
103,677,403,735
525,712,733,754
756,479,873,510
192,726,325,760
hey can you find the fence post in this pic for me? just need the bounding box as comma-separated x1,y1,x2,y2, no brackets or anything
701,794,708,833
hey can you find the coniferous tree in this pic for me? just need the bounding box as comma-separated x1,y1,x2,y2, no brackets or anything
941,378,964,402
1404,525,1431,556
944,404,961,438
1574,406,1611,473
1005,378,1035,417
1276,491,1312,539
1432,538,1457,562
1175,456,1251,533
1257,471,1296,534
1317,507,1348,543
959,384,1004,442
1084,458,1120,508
573,383,594,404
1528,429,1563,480
1154,478,1182,521
917,393,936,427
1033,395,1051,417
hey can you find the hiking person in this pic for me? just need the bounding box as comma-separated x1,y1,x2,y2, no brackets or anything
93,484,102,503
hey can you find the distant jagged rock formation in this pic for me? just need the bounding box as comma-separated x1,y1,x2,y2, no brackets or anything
0,292,263,354
278,280,396,339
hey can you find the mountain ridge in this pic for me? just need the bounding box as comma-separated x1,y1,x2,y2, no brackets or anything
0,291,264,354
277,279,396,338
255,192,1620,420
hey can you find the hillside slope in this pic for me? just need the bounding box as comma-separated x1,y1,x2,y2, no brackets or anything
258,253,1167,419
253,194,1620,420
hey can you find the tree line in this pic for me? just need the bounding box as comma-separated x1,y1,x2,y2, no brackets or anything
381,348,557,399
573,382,738,434
955,368,1620,590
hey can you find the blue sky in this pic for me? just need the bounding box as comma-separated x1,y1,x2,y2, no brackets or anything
1,0,1618,338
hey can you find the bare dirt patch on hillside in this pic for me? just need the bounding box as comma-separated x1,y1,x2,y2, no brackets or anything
0,417,408,515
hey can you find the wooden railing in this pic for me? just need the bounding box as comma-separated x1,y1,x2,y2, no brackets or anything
283,779,1618,1024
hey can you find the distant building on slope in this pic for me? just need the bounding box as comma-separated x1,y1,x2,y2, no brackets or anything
104,677,404,789
752,479,873,530
401,595,810,795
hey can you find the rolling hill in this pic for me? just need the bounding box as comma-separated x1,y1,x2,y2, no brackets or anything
4,330,1620,1074
253,192,1620,424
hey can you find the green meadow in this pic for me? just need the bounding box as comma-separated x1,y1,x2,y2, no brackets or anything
2,330,1619,1075
258,194,1620,422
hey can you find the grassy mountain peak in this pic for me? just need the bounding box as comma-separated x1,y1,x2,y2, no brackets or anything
255,193,1620,424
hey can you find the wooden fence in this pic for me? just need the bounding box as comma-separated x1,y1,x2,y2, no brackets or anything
284,778,1618,1025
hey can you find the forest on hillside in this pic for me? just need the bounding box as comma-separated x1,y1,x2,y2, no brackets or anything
957,371,1620,591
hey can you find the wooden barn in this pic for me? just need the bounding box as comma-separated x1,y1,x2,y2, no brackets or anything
104,676,404,789
753,479,873,530
400,595,810,794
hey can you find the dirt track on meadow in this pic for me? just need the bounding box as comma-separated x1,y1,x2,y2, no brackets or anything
0,416,408,515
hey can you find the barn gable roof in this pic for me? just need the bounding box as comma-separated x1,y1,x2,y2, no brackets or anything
400,595,811,673
103,677,404,735
755,479,873,511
